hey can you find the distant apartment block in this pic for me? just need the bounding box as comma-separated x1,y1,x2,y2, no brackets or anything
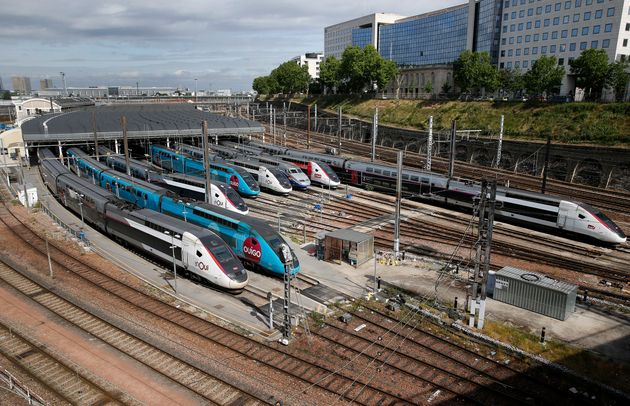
11,77,32,95
291,52,324,79
39,79,54,90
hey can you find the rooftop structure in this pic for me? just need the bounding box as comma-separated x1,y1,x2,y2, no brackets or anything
21,103,264,144
14,97,94,122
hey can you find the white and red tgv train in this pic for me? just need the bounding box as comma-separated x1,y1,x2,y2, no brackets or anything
244,141,625,244
220,141,341,188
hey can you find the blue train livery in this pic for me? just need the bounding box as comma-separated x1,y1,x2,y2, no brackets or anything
150,145,260,198
66,148,299,276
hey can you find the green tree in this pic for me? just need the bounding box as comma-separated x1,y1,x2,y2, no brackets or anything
318,56,341,93
339,46,366,93
424,81,433,94
441,81,452,94
1,91,11,100
523,55,564,96
361,45,398,91
607,60,629,102
569,49,610,100
270,61,310,94
252,75,277,95
337,45,398,94
499,68,524,97
453,51,499,95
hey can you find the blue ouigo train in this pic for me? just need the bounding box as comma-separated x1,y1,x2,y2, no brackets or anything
96,146,249,215
150,145,261,198
66,148,300,275
39,148,248,291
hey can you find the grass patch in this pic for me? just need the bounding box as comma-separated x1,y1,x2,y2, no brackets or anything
294,96,630,146
482,319,630,392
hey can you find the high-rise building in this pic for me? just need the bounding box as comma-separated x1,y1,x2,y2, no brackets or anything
325,0,630,98
40,79,54,90
11,77,32,95
324,13,405,59
0,77,4,90
291,52,324,79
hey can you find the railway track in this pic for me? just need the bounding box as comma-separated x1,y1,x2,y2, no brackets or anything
333,302,627,405
0,308,128,405
248,184,630,285
260,126,630,228
0,206,269,405
0,200,429,405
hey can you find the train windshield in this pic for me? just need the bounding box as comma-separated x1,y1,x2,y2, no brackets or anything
319,162,339,181
200,236,247,281
581,203,626,238
270,168,292,188
265,234,300,267
234,167,260,189
224,185,248,211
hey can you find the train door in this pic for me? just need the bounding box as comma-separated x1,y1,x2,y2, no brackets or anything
351,170,359,185
181,233,194,270
557,201,570,228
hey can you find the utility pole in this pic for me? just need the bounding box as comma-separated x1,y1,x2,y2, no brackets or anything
60,72,67,96
18,150,29,210
121,116,131,176
393,150,403,257
202,120,212,204
92,111,99,160
337,106,342,155
468,179,496,329
283,108,287,147
426,116,433,171
307,104,311,149
448,120,457,179
314,104,318,133
281,245,293,342
371,108,378,162
496,115,504,168
541,135,552,194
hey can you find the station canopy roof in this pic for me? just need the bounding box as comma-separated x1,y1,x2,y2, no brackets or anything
21,103,264,143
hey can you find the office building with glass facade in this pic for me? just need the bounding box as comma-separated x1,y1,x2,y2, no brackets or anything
324,13,405,60
326,0,630,98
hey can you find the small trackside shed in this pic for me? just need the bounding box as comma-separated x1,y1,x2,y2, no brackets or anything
493,266,577,321
321,228,374,267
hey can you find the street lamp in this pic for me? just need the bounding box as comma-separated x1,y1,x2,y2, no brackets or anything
164,231,179,293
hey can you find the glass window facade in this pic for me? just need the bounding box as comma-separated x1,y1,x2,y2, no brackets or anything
351,26,373,49
378,5,469,65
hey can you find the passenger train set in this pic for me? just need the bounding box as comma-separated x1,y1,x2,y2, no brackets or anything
96,146,249,215
64,147,300,276
38,148,249,290
228,141,626,244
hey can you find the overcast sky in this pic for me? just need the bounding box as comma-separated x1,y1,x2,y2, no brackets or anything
0,0,463,91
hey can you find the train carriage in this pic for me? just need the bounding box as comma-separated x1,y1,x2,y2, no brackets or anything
275,154,340,188
39,148,248,290
151,145,260,198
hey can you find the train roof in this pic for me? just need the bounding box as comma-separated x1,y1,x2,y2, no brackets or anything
247,141,289,154
72,147,171,195
22,103,264,143
133,208,224,244
192,201,278,237
284,148,347,167
151,144,193,158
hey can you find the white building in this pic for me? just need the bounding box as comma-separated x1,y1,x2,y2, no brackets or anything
291,52,324,79
38,86,178,98
324,13,406,59
14,97,94,122
498,0,630,95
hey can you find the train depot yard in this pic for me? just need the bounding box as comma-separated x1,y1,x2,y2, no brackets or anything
1,103,630,404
